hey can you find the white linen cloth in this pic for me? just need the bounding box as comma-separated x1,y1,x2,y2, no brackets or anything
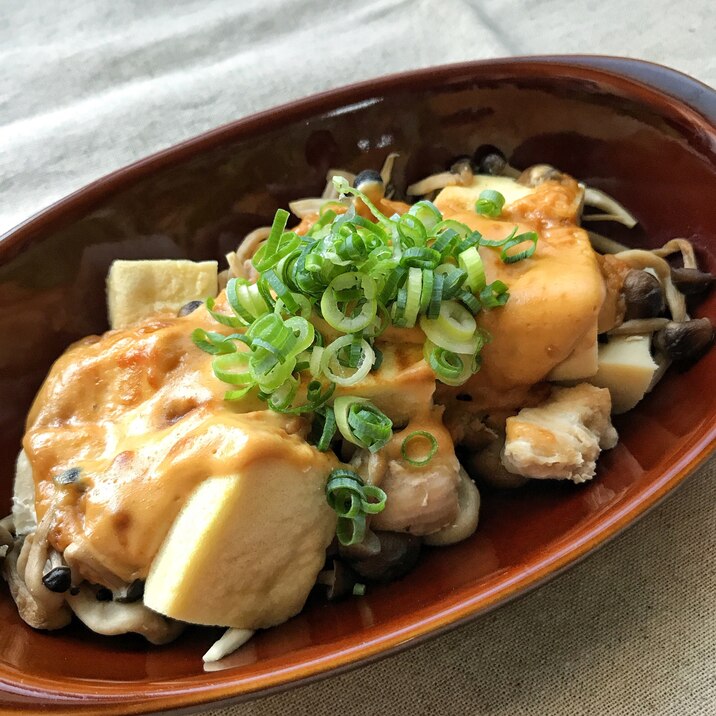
0,2,714,714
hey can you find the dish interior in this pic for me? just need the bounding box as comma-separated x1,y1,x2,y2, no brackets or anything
0,63,714,700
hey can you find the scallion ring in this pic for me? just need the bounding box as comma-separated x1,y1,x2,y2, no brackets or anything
401,430,439,466
475,189,506,218
321,336,375,386
500,231,539,263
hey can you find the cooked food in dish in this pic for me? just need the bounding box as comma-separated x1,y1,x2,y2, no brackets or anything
1,149,713,664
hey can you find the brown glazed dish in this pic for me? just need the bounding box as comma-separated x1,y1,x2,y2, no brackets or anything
0,56,714,714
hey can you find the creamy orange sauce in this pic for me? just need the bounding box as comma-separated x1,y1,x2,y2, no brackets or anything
22,179,611,586
436,180,605,392
24,309,308,583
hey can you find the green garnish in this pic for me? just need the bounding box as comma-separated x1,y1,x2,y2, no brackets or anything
333,396,393,453
325,468,387,546
401,431,439,466
192,174,528,445
475,189,506,218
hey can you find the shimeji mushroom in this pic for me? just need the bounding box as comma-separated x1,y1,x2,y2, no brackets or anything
347,531,422,583
654,318,715,362
353,169,386,203
622,270,666,321
424,469,481,546
671,267,716,295
406,156,475,196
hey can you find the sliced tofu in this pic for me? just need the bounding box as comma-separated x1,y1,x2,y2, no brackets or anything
334,342,436,425
589,335,658,414
143,448,336,630
548,323,599,382
435,175,534,212
107,259,218,329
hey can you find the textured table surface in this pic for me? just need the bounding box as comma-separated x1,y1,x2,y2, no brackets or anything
1,2,714,714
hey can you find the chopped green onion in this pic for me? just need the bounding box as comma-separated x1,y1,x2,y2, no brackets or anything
352,583,366,597
458,290,481,314
192,328,239,355
458,246,486,293
500,231,539,263
332,176,392,227
402,267,423,328
427,272,444,320
437,265,468,299
360,484,388,514
314,406,337,451
397,213,428,245
407,200,442,232
321,272,378,333
325,468,386,546
336,514,366,546
334,396,393,452
479,225,517,248
421,300,477,345
205,297,245,328
212,352,253,385
423,340,477,386
419,269,434,314
401,430,439,466
309,346,324,377
252,209,290,271
479,280,510,308
195,170,512,423
400,246,441,269
426,345,463,380
322,336,375,386
475,189,506,218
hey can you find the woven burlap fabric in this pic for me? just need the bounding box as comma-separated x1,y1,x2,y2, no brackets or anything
1,2,714,714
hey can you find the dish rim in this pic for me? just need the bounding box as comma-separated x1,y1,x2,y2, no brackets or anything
0,54,714,714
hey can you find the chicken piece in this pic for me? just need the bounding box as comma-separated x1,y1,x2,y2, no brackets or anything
501,383,618,483
355,410,462,536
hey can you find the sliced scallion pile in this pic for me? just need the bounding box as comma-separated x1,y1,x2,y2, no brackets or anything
192,178,532,449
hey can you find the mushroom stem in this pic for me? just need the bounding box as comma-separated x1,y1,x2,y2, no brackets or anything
653,238,698,269
203,628,255,663
587,231,630,254
406,171,458,197
583,187,637,228
288,198,334,219
380,152,400,187
608,318,670,336
229,226,271,281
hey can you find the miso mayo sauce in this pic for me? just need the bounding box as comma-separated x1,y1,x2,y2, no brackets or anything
23,177,607,585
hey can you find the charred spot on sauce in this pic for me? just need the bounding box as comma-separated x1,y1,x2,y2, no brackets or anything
162,397,199,425
113,510,132,534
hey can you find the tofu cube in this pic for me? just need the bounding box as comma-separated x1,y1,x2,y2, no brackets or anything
589,335,658,413
107,259,218,329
